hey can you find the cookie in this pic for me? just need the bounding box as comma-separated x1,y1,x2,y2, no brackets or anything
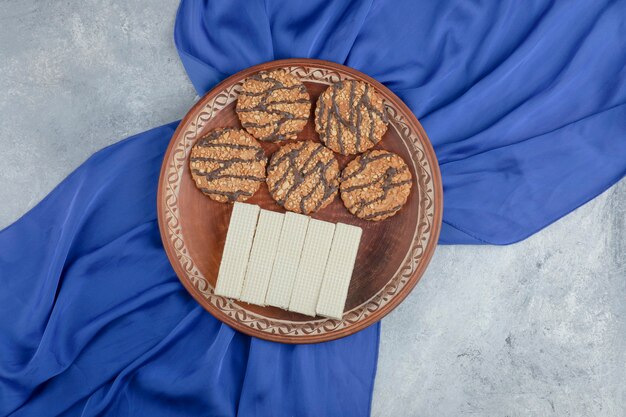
236,70,311,142
189,128,267,203
340,150,412,221
315,80,388,155
266,141,340,214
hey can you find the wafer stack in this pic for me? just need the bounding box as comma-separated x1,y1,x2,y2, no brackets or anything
215,203,362,319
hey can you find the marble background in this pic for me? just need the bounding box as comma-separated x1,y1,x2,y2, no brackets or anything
1,1,624,416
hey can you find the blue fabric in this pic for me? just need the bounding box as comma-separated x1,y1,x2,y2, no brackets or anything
0,125,379,417
1,0,625,416
175,0,626,245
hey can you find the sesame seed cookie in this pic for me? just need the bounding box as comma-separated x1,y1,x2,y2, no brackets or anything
315,80,388,155
189,128,267,203
236,70,311,142
340,150,412,221
266,141,340,214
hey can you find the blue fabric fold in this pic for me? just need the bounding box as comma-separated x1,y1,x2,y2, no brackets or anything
0,124,379,417
1,0,625,416
176,0,626,245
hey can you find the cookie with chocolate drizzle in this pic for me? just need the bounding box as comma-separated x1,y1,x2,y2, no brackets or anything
236,70,311,142
340,150,412,221
189,128,267,203
315,80,388,155
266,141,340,214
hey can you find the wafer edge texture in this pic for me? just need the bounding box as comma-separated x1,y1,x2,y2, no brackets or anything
214,203,260,299
215,204,362,320
316,223,363,319
240,209,285,305
288,219,336,316
265,212,310,308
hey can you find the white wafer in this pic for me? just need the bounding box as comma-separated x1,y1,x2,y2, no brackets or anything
214,202,260,299
288,218,335,316
240,209,285,305
316,223,362,319
265,212,310,308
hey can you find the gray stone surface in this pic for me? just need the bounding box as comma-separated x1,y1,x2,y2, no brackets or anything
374,182,626,417
1,1,624,416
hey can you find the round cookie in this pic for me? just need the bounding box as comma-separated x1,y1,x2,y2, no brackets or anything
315,80,388,155
340,150,412,221
189,128,267,203
236,70,311,142
266,141,340,214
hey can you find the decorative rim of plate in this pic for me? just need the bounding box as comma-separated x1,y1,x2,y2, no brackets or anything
157,59,443,343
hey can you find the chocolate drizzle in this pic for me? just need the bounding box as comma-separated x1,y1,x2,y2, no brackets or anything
267,142,339,214
196,142,262,151
361,205,404,220
192,170,265,182
341,166,410,193
190,128,267,202
298,159,339,213
316,80,389,154
199,188,253,202
349,167,411,216
190,153,264,165
239,83,302,97
341,151,396,181
341,151,412,220
237,72,310,142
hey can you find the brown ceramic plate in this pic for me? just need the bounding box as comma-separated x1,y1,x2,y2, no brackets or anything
157,59,442,344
